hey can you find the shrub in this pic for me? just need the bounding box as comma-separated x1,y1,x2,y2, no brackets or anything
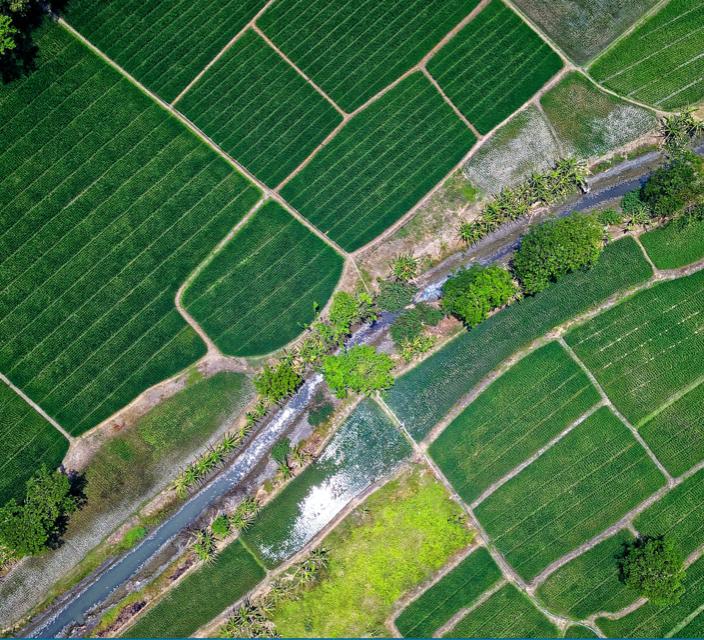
442,265,517,327
620,535,686,605
399,334,436,362
329,291,376,334
513,213,603,294
271,437,291,466
597,208,624,226
116,525,148,551
322,345,394,398
390,254,419,282
376,280,417,312
254,361,302,404
390,303,443,345
211,515,230,538
641,151,704,219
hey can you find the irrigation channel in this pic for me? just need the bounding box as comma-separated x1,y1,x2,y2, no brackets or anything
22,144,700,637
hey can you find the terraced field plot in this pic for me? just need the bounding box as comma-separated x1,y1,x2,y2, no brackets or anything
565,269,704,426
444,583,560,638
257,0,475,112
427,0,563,134
537,530,637,619
178,29,342,188
475,408,665,581
430,341,600,503
590,0,704,109
635,467,704,557
125,539,264,638
540,72,656,158
0,383,69,504
640,219,704,269
640,381,704,476
395,547,503,638
281,72,475,251
242,399,410,567
182,202,343,357
386,238,652,440
0,25,259,435
597,555,704,637
511,0,659,65
63,0,267,102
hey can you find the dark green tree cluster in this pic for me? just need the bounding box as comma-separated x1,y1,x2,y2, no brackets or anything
441,265,517,327
254,360,302,404
640,151,704,222
512,213,603,294
322,345,394,398
0,466,79,558
620,535,686,606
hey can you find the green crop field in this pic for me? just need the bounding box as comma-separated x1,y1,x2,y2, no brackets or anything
395,547,503,638
427,0,562,134
257,0,475,112
640,382,704,477
386,238,652,440
63,0,267,102
640,220,704,269
124,539,264,638
178,29,342,188
635,468,704,557
182,202,343,357
590,0,704,109
597,555,704,637
537,530,637,619
566,270,704,426
0,25,259,436
511,0,659,65
241,399,411,567
444,583,560,638
540,72,656,158
430,341,600,503
281,72,475,251
0,384,69,504
563,625,600,638
476,408,665,581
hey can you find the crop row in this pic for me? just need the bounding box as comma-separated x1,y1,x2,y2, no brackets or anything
0,26,259,435
281,72,475,251
63,0,266,102
445,583,559,637
430,341,600,503
590,0,704,109
565,269,704,426
395,547,502,637
183,202,343,357
0,384,69,504
241,398,411,567
258,0,474,111
179,29,342,188
386,238,653,440
640,219,704,270
476,408,666,581
427,0,563,134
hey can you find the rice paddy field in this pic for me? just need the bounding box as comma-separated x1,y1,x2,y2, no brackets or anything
281,72,475,251
182,202,343,357
177,29,342,188
124,539,264,638
0,383,69,504
257,0,476,112
640,219,704,269
444,583,560,638
427,0,563,134
589,0,704,110
430,342,600,503
475,408,666,581
63,0,267,102
511,0,659,65
0,25,259,436
565,269,704,426
540,72,656,158
395,547,503,638
241,399,411,567
536,530,637,619
386,238,652,440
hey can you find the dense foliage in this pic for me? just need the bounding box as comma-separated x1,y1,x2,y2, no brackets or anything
640,151,704,220
329,291,376,335
390,303,443,345
513,213,603,294
322,345,395,398
254,361,302,404
0,467,78,558
620,535,686,605
442,265,517,326
376,280,417,312
390,254,419,282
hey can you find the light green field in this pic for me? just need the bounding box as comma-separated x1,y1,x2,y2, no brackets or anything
640,220,704,270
